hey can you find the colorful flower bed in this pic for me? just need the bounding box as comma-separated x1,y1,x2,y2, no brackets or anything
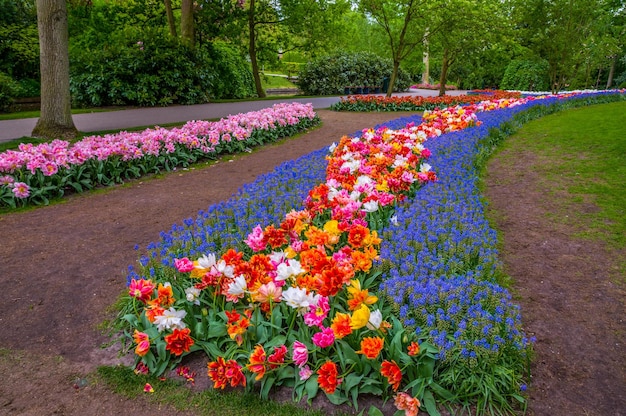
0,103,319,208
116,90,625,415
329,90,521,112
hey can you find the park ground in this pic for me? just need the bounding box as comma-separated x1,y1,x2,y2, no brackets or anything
0,109,624,415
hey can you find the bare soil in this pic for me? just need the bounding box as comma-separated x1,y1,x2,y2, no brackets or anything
0,109,624,415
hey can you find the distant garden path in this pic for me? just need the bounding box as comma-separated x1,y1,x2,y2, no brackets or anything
0,109,623,415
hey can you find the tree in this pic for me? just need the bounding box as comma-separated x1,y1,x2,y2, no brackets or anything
359,0,430,97
427,0,508,95
511,0,607,92
181,0,194,47
164,0,177,37
244,0,349,98
32,0,77,139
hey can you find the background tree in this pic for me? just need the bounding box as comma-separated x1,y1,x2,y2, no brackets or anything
164,0,177,37
32,0,77,139
359,0,430,96
244,0,348,97
0,0,40,99
427,0,508,95
512,0,605,92
181,0,194,47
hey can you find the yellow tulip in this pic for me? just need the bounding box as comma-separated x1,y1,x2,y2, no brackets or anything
351,304,371,330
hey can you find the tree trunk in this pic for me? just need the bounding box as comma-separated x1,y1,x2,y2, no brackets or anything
165,0,177,38
606,55,616,89
32,0,77,140
422,29,429,84
438,48,449,97
386,60,400,98
248,0,265,98
181,0,194,48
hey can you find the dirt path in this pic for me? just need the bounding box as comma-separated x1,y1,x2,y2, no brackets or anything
0,109,623,415
484,147,626,415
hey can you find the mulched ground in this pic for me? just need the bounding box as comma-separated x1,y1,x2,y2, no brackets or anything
0,109,624,415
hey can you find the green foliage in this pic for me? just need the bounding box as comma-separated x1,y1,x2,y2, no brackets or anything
500,59,549,91
69,27,255,107
0,72,19,112
0,1,39,84
297,52,412,95
206,41,256,99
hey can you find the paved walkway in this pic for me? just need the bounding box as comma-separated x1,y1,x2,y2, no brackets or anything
0,89,466,143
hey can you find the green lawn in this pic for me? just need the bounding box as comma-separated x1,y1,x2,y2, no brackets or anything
497,101,626,275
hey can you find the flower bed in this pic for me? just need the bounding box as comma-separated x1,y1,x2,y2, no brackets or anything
0,103,319,208
329,90,521,112
116,90,625,415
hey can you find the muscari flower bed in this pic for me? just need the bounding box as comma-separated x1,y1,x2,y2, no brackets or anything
0,102,319,208
116,90,625,416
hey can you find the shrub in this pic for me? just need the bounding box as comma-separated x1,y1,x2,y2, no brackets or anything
205,41,256,99
297,52,412,95
500,59,549,91
0,72,19,112
70,28,255,107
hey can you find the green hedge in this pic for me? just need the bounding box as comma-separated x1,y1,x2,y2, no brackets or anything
297,51,412,95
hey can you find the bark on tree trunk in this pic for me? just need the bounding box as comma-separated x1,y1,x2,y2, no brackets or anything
438,48,449,97
181,0,194,48
32,0,77,139
248,0,266,98
165,0,177,38
606,56,616,89
386,60,399,98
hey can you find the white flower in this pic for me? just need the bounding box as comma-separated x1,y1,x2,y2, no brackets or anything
185,286,201,305
196,253,217,269
420,163,432,173
340,159,360,174
366,309,383,330
393,155,408,168
355,175,373,187
214,259,235,278
275,259,305,282
281,287,318,314
154,308,187,332
362,200,379,213
227,275,247,297
329,142,337,153
269,251,287,264
390,215,399,226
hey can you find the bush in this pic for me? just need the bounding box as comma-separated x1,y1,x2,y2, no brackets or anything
70,28,255,107
0,72,19,112
500,59,550,91
206,41,256,99
297,52,412,95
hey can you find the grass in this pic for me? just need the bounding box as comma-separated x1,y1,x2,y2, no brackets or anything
494,101,626,277
97,366,338,416
261,74,298,91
